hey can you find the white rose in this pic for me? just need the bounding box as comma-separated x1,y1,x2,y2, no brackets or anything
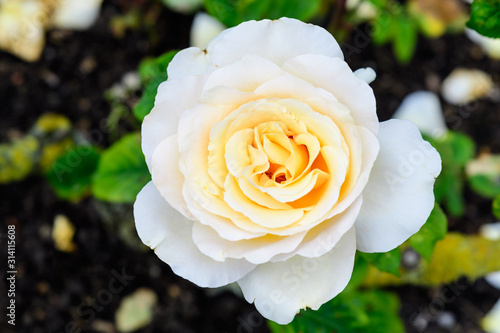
134,17,441,324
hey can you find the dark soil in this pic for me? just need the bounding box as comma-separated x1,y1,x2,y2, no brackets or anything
1,1,500,332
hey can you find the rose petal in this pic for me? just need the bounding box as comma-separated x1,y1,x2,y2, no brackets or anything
208,18,344,68
192,221,307,264
134,182,256,287
282,54,379,135
237,227,356,324
271,197,362,262
167,47,212,80
203,54,284,92
355,119,441,253
142,74,206,170
151,134,193,220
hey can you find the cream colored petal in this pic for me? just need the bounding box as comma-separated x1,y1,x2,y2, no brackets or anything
237,227,356,324
134,182,255,287
203,54,284,92
323,126,379,220
282,54,379,135
271,197,362,262
224,128,254,178
182,182,266,241
224,175,305,229
254,72,337,102
192,221,307,264
237,177,293,210
208,17,343,67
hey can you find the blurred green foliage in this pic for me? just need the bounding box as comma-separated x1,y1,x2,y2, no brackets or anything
409,204,447,261
92,133,150,203
493,194,500,219
359,248,402,277
46,146,101,203
134,50,178,121
0,113,73,184
204,0,323,27
425,131,476,217
467,0,500,38
269,257,404,333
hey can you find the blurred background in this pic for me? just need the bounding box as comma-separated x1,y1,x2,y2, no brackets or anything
1,0,500,332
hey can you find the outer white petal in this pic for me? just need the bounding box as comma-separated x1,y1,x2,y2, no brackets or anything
355,119,441,253
282,54,379,135
393,91,448,138
167,47,212,80
192,222,307,264
190,12,226,49
134,182,256,287
208,18,343,68
237,227,356,324
151,134,193,220
142,74,206,170
51,0,103,30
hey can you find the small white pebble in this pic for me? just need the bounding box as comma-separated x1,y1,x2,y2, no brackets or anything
436,311,456,329
441,68,493,105
190,12,226,49
122,72,141,91
393,91,448,138
480,222,500,241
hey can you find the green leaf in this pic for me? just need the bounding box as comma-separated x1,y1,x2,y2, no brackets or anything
493,194,500,219
134,50,178,121
409,204,447,260
92,133,150,203
359,248,402,276
425,131,476,217
466,0,500,38
268,289,404,333
46,146,100,202
469,174,500,198
371,10,397,45
204,0,322,27
393,14,418,64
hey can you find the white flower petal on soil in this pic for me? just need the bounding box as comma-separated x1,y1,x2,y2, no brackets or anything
393,91,448,138
0,0,46,62
441,68,494,105
51,0,103,30
190,12,226,50
115,288,157,333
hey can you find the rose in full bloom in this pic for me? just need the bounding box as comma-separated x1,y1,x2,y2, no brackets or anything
134,17,441,324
